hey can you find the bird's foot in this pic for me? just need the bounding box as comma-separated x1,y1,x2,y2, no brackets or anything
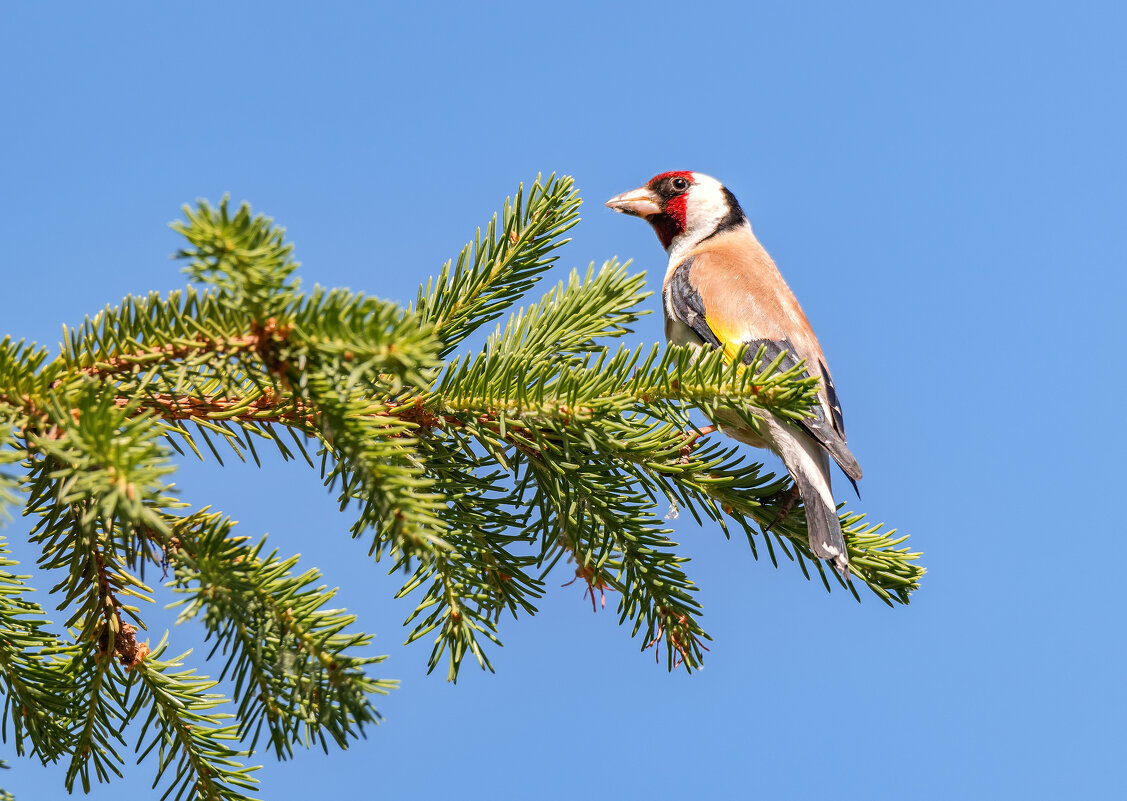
679,424,718,462
762,483,801,534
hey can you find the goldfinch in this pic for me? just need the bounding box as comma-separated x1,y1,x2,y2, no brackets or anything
606,171,862,578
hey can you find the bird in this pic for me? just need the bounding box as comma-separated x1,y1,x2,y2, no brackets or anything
606,171,862,579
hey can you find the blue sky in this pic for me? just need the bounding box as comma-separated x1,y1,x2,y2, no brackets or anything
2,2,1125,798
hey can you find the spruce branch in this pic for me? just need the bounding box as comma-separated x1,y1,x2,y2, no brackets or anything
164,510,393,758
61,644,135,793
171,195,300,321
0,537,73,761
526,457,708,669
413,173,582,356
126,638,259,801
23,387,174,640
396,442,539,681
0,173,921,798
0,340,54,433
483,260,650,361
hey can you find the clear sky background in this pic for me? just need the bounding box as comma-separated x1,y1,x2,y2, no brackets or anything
2,2,1125,799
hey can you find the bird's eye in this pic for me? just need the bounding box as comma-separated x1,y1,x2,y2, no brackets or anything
671,177,690,191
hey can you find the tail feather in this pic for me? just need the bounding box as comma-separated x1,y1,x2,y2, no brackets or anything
712,409,852,580
790,461,850,580
760,415,850,580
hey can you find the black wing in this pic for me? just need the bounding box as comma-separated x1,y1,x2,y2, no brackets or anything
746,339,861,494
665,257,722,348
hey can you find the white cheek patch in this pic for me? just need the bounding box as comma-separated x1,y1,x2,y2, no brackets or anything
666,173,741,262
684,175,730,235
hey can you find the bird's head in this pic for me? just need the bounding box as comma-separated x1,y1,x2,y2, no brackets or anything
605,171,747,254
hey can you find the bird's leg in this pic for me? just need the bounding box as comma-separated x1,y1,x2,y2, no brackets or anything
679,424,718,462
762,483,802,534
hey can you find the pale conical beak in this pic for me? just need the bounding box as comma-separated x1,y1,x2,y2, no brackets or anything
605,187,661,219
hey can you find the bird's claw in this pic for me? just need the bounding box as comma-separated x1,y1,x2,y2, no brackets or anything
762,483,802,534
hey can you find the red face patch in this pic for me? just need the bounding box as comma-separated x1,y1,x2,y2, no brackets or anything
653,194,687,249
647,172,694,249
